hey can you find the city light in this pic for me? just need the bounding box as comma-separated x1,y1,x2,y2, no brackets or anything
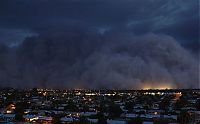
142,83,175,90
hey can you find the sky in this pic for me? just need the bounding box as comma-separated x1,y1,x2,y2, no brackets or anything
0,0,199,89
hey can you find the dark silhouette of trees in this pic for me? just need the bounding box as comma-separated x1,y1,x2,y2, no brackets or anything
177,110,191,124
15,102,26,122
65,100,78,112
82,105,89,112
79,116,91,124
127,117,143,124
97,112,107,124
108,103,123,119
159,97,170,111
32,88,38,96
195,99,200,110
154,119,169,124
125,101,134,112
52,116,61,124
174,96,188,110
97,102,108,113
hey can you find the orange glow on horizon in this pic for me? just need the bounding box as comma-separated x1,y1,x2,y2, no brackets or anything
142,83,176,90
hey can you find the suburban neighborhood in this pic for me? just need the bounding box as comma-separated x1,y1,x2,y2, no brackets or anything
0,88,199,124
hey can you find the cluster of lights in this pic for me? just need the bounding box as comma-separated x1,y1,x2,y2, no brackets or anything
144,92,164,95
29,117,39,122
142,83,174,90
6,110,12,114
85,93,97,96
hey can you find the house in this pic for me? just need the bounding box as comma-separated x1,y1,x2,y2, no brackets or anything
60,117,79,124
107,119,126,124
23,114,39,122
79,112,97,117
88,118,98,123
2,114,15,121
38,116,53,123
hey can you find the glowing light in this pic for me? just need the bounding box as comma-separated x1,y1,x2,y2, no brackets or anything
10,104,15,110
144,92,156,95
175,92,182,98
85,93,96,96
24,111,29,114
75,92,81,95
6,110,12,114
142,83,175,90
43,92,47,96
104,93,115,96
6,104,15,112
30,117,39,122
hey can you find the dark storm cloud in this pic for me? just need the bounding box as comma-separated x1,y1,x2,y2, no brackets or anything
0,0,199,89
0,28,36,47
0,32,199,89
0,0,198,47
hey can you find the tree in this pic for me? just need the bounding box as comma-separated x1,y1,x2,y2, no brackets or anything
177,110,191,124
97,103,108,113
15,102,26,122
79,116,91,124
97,112,107,124
154,119,169,124
52,116,61,124
159,97,170,111
127,117,142,124
195,99,200,110
108,103,123,119
174,97,188,110
125,101,134,112
82,105,89,112
32,88,38,96
65,100,78,112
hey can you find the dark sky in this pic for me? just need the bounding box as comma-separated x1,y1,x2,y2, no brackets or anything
0,0,199,48
0,0,199,89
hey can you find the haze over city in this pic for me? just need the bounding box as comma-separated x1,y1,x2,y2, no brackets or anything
0,0,199,89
